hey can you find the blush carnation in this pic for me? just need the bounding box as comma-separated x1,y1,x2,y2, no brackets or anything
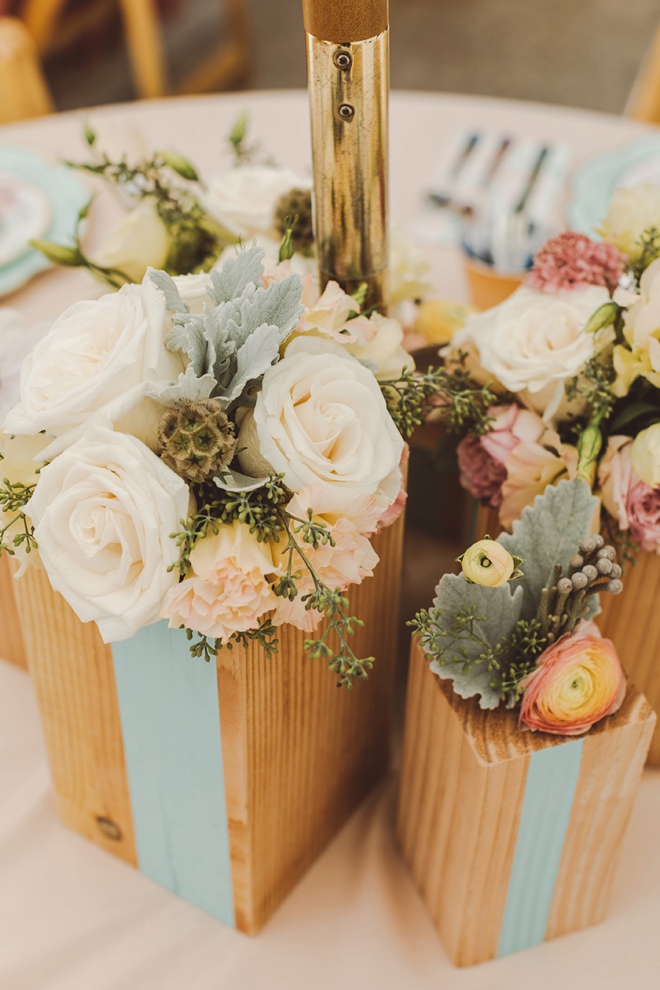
519,621,626,736
524,232,626,294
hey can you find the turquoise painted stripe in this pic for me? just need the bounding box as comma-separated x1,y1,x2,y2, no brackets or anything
497,739,583,957
112,621,234,926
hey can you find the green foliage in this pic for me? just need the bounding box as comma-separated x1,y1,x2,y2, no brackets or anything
185,618,280,663
0,473,38,558
631,226,660,283
565,354,617,426
379,361,498,439
499,478,600,622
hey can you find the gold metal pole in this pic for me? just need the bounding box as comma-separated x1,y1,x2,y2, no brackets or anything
303,0,389,313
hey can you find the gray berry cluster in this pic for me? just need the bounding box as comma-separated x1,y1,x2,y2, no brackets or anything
536,534,623,645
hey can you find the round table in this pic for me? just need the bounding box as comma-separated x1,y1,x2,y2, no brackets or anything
1,92,660,990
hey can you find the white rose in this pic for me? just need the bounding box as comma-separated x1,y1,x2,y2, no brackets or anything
463,284,611,417
3,274,182,453
204,165,310,238
346,312,415,380
26,424,189,642
92,198,170,284
599,185,660,262
238,336,403,500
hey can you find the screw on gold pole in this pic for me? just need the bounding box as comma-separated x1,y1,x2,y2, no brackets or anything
304,0,390,313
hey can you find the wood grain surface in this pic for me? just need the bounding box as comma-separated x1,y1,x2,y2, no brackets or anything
218,511,405,933
11,566,137,866
397,639,655,966
11,509,403,932
596,551,660,764
302,0,388,43
0,556,27,669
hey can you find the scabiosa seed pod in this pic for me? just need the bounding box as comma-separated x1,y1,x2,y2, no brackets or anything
273,188,314,253
158,398,237,485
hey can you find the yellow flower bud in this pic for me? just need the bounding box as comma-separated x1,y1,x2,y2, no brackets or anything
458,539,515,587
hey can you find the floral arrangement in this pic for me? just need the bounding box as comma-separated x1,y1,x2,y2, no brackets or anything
447,184,660,556
411,478,626,735
0,226,479,687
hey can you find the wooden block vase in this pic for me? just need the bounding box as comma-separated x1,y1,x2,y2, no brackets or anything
11,514,404,933
471,501,660,768
0,555,27,669
397,640,655,967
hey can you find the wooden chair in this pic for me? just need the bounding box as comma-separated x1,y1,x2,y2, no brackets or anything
626,23,660,123
0,16,54,123
19,0,251,100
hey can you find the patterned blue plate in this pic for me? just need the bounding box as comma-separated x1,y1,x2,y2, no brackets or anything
0,144,89,298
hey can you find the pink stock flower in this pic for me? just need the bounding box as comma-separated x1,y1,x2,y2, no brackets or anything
524,232,626,294
519,621,626,736
599,435,660,553
272,484,380,632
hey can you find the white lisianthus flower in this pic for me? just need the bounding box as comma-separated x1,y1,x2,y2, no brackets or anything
92,198,170,284
460,284,611,420
389,228,432,305
346,312,415,380
632,423,660,489
26,424,189,643
204,165,310,238
598,185,660,263
3,273,183,454
237,336,404,504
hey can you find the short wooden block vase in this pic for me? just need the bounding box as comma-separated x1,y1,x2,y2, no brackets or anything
0,555,27,669
472,501,660,768
10,515,403,933
397,640,655,967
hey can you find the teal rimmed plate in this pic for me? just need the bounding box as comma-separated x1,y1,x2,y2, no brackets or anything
0,144,89,298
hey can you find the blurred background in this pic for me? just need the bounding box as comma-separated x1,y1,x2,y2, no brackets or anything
1,0,659,113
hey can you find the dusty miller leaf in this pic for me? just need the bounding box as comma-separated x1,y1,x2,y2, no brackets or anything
220,323,282,404
498,478,601,622
427,573,523,709
148,365,217,404
148,270,189,314
208,246,266,305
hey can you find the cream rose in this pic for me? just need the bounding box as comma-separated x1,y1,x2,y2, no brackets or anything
612,258,660,396
238,336,403,501
92,198,170,284
599,185,660,262
462,284,612,418
3,273,182,452
26,424,189,642
161,520,279,640
172,271,214,314
204,165,310,238
632,423,660,488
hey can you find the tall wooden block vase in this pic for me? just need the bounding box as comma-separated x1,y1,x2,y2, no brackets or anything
0,555,27,669
472,501,660,767
11,515,403,933
397,640,655,967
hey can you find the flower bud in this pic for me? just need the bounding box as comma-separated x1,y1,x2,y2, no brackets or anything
569,553,584,570
596,557,613,575
576,423,603,486
557,577,573,595
31,239,84,267
593,533,605,548
583,564,598,581
597,546,616,560
583,300,618,334
572,571,588,589
610,563,622,579
457,539,516,588
579,536,597,555
607,579,623,595
159,150,199,182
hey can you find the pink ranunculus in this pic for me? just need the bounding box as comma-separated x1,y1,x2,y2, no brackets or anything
479,403,545,464
272,484,380,632
599,434,660,553
160,520,280,640
457,435,507,506
524,232,626,294
519,621,626,736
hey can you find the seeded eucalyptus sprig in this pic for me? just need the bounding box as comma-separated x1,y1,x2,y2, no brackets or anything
379,362,498,439
0,473,38,558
